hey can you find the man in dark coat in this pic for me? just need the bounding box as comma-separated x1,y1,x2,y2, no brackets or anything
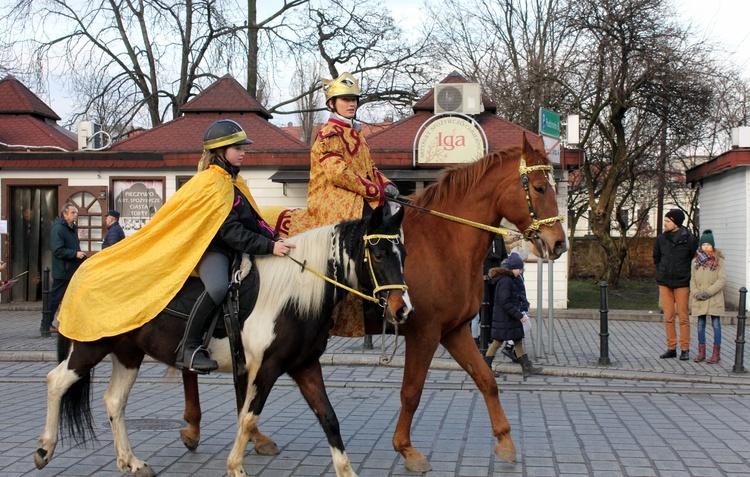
653,209,698,360
41,202,87,336
102,210,126,249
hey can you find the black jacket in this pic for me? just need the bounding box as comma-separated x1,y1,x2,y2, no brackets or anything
207,160,279,257
50,216,84,280
102,222,126,249
653,226,698,288
483,234,508,274
489,267,525,342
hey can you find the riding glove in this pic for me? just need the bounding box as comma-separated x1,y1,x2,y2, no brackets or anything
384,183,400,199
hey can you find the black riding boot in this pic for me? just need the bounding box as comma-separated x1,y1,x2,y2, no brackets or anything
175,291,219,374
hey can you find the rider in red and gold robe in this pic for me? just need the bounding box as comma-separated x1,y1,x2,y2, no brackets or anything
280,72,399,335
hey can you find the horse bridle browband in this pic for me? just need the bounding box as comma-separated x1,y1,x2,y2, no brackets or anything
518,157,565,239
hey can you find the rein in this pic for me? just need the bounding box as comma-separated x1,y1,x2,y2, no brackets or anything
388,156,564,240
284,232,408,306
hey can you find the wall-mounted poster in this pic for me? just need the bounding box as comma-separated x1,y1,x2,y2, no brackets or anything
112,180,164,237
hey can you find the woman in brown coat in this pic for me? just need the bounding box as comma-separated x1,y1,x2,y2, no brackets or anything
690,230,725,363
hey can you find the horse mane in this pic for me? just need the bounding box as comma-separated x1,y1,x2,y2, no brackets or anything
411,147,519,210
253,224,334,319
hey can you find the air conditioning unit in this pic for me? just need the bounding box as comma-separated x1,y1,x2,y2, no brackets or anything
434,83,484,115
78,121,102,150
731,127,750,148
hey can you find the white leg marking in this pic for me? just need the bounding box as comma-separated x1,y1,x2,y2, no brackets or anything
331,447,358,477
36,361,79,467
104,355,145,473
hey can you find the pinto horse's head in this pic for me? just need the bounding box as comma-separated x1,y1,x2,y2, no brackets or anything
362,206,412,324
497,134,568,260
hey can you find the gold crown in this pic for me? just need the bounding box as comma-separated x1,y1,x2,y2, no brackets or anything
322,72,360,101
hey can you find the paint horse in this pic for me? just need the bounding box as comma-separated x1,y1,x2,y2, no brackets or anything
34,206,412,477
178,133,568,472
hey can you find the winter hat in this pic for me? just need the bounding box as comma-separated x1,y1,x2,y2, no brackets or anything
106,210,120,219
504,253,524,271
665,209,684,227
699,230,715,248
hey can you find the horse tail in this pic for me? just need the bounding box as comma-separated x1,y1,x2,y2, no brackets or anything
56,334,97,445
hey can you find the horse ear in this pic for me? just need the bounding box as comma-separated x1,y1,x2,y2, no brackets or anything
390,203,405,227
533,134,546,153
369,206,385,230
520,133,534,156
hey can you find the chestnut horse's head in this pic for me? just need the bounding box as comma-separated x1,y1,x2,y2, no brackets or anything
496,134,567,260
361,206,413,324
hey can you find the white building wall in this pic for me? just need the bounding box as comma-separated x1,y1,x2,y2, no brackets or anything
698,168,750,309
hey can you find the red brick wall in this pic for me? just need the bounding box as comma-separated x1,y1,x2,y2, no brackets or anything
570,236,656,279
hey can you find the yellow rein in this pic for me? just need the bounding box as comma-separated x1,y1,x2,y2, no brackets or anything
285,233,408,305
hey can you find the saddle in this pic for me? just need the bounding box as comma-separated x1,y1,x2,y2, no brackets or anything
163,257,260,339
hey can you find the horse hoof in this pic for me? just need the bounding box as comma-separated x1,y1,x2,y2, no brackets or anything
254,440,280,455
180,429,199,451
34,448,50,469
494,444,517,465
134,463,156,477
404,457,432,473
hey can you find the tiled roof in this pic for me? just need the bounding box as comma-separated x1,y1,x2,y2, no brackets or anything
0,116,77,151
180,74,272,119
0,76,76,152
0,76,60,120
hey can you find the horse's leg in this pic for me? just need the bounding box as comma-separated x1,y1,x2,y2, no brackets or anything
35,360,81,469
393,328,441,473
441,323,517,465
226,362,264,477
243,360,280,456
290,360,357,477
180,370,201,451
104,352,154,477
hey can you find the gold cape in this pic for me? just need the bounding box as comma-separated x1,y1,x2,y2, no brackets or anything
58,165,261,342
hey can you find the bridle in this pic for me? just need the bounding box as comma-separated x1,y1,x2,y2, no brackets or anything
518,157,565,240
285,232,408,308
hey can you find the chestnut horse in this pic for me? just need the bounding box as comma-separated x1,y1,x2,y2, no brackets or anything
179,133,567,472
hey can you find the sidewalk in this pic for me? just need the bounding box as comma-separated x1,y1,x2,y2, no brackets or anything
2,305,747,386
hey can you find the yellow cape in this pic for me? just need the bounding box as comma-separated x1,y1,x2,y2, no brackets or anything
58,165,261,342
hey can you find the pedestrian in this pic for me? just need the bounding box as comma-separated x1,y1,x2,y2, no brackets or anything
690,230,725,364
42,202,87,337
501,253,530,363
473,234,509,345
654,208,699,360
483,254,542,377
57,119,294,373
102,210,126,249
281,72,398,336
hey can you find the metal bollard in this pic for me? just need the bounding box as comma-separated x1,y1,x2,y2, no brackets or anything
479,275,494,354
363,334,373,350
42,267,51,329
598,281,611,365
733,287,747,373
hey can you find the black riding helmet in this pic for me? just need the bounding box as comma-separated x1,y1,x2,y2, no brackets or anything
203,119,253,150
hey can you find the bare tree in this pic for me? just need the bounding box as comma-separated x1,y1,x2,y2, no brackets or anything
293,62,324,145
566,0,715,285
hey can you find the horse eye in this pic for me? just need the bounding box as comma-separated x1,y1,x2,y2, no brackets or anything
372,250,385,263
533,185,546,194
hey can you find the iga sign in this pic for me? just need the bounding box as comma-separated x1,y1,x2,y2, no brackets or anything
417,116,485,164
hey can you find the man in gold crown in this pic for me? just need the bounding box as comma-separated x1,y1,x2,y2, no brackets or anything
280,72,399,335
